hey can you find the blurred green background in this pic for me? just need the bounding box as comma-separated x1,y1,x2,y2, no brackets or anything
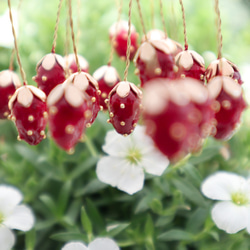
0,0,250,249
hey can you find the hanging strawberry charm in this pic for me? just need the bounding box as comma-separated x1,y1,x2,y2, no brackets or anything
109,20,138,60
207,76,246,140
134,40,178,86
107,81,142,135
8,85,47,145
68,72,101,125
143,78,213,160
93,65,120,110
64,53,89,75
205,58,243,84
0,70,21,119
175,50,206,82
47,82,90,152
33,52,66,96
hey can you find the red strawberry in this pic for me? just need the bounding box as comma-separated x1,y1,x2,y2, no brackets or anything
143,78,212,160
33,52,66,96
93,65,120,110
64,53,89,74
0,70,21,119
205,58,243,84
109,20,138,60
67,72,100,126
207,76,247,140
175,50,206,82
134,40,179,86
8,85,47,145
47,82,89,152
107,81,142,135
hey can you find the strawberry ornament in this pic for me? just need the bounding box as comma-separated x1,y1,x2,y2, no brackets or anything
67,72,101,126
205,58,243,84
175,50,206,82
0,70,21,119
8,85,47,145
107,81,142,135
47,81,90,152
93,65,120,110
143,78,213,160
33,52,66,96
64,53,89,75
207,76,246,140
134,39,179,86
109,20,138,60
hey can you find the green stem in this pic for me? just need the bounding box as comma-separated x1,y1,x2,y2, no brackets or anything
84,135,98,157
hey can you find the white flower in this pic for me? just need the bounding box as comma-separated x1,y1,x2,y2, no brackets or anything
61,238,119,250
96,125,169,195
201,171,250,234
0,185,35,250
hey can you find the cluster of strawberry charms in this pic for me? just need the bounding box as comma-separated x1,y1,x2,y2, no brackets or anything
0,19,247,160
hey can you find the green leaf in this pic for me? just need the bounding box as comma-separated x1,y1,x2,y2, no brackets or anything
189,145,221,165
150,199,163,215
208,231,220,242
75,179,107,197
39,194,57,216
50,232,84,242
57,181,72,218
158,229,193,242
145,214,154,238
172,178,207,207
25,229,36,250
106,223,130,237
81,206,93,240
85,198,105,233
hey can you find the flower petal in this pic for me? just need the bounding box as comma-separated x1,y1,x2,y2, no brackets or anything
0,185,23,217
88,237,119,250
246,207,250,234
141,150,169,176
211,201,248,234
0,227,15,250
61,242,88,250
117,164,144,195
201,171,246,201
102,130,132,157
4,205,35,231
96,156,127,187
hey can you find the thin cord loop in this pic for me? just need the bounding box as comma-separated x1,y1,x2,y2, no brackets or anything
68,0,81,73
123,0,133,81
215,0,223,59
136,0,147,40
8,0,27,84
51,0,64,53
179,0,188,50
159,0,168,38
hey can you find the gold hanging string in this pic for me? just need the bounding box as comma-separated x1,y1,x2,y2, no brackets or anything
107,0,123,66
159,0,168,38
51,0,64,53
8,0,27,84
9,0,23,71
123,0,133,81
64,13,71,78
136,0,147,40
150,0,155,29
68,0,81,73
179,0,188,50
76,0,81,47
215,0,223,59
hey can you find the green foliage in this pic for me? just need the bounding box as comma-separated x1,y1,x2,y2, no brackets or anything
0,0,250,249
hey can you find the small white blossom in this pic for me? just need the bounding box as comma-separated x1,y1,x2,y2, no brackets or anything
61,238,119,250
96,125,169,195
0,185,35,250
201,171,250,234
